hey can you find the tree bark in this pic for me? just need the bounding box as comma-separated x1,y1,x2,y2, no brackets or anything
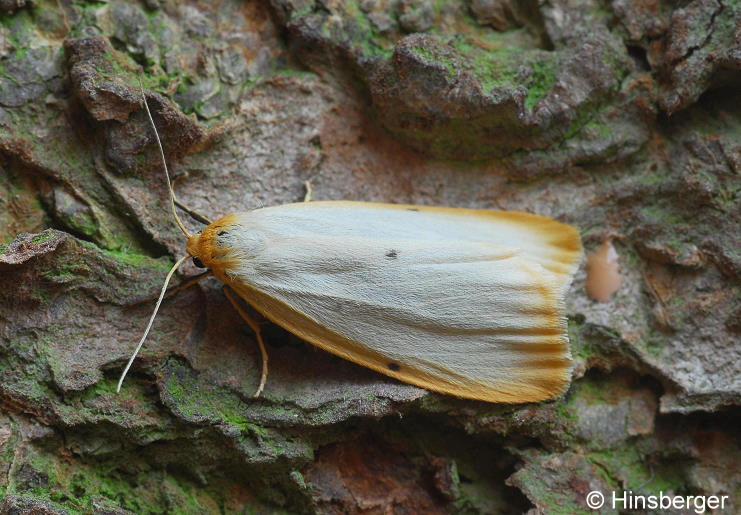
1,0,739,513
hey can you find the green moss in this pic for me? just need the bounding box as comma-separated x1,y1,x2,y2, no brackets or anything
564,107,597,140
0,417,18,468
2,160,42,233
289,470,307,490
715,178,740,209
524,59,557,110
162,361,255,429
290,4,316,21
443,36,561,107
79,240,172,272
70,0,108,12
640,205,685,226
108,249,170,270
637,168,670,186
31,289,49,302
42,268,73,281
412,44,457,79
344,0,394,58
554,398,578,426
162,360,313,464
306,0,394,60
1,104,145,252
77,377,139,402
273,67,316,80
99,48,172,95
0,337,54,402
637,324,666,357
509,452,596,515
0,244,8,254
568,317,593,360
31,232,54,244
9,447,222,513
450,38,520,94
640,335,664,357
573,376,612,405
587,444,686,493
1,366,260,510
3,8,35,44
68,210,99,239
583,117,612,139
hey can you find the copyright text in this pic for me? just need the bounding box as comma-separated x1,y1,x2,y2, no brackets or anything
585,490,729,513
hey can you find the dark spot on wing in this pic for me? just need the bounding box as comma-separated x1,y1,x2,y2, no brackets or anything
385,249,398,259
387,363,401,371
218,230,227,236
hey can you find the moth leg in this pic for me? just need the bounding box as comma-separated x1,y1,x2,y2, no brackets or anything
171,169,189,188
223,287,269,398
175,199,213,226
128,271,211,306
303,180,312,203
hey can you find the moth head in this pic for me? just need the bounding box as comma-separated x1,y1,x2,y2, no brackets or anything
186,213,241,275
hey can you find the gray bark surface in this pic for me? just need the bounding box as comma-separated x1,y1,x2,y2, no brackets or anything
0,1,739,513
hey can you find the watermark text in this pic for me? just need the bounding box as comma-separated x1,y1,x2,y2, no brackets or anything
585,489,729,513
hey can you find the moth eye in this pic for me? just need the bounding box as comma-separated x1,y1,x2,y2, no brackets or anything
192,257,206,268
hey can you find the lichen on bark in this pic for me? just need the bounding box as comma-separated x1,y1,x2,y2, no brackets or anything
0,0,739,513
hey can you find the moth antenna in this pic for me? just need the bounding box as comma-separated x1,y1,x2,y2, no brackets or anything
137,76,191,238
117,254,190,393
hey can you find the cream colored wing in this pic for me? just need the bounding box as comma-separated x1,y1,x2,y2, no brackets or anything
197,202,583,403
229,201,581,293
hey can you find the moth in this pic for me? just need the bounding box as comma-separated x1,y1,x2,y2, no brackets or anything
117,86,583,404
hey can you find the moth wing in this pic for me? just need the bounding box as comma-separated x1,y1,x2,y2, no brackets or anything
219,203,582,403
242,201,581,294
